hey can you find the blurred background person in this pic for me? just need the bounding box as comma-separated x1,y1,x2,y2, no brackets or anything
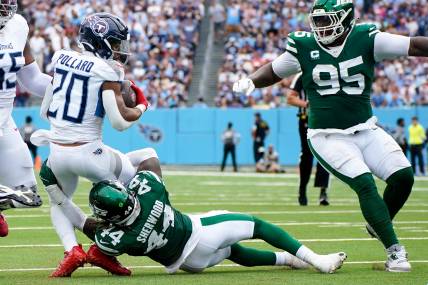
408,116,426,176
287,73,330,206
221,122,240,172
252,112,269,163
256,145,284,173
392,118,408,157
209,0,226,43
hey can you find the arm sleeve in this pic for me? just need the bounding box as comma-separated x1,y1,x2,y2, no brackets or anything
40,83,53,121
16,61,52,97
102,89,137,131
374,32,411,62
271,51,302,79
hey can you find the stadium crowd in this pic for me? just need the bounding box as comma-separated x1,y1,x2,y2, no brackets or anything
18,0,204,108
216,0,428,108
14,0,428,109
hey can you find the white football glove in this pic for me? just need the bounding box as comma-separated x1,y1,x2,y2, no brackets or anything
233,78,255,96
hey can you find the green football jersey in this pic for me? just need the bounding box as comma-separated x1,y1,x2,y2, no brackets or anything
287,24,379,129
95,171,193,267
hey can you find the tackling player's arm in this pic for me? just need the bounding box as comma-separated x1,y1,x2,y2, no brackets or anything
233,50,301,95
16,41,52,97
102,81,147,131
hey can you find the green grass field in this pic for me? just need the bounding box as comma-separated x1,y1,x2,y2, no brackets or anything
1,171,427,285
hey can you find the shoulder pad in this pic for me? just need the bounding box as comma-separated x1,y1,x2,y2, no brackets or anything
355,23,380,37
287,31,314,56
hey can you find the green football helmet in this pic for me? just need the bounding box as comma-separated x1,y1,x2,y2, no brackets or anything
309,0,355,45
89,181,140,226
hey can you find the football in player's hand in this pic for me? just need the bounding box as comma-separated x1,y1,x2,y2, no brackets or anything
121,80,137,108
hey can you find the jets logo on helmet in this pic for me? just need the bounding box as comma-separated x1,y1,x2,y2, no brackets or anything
309,0,355,45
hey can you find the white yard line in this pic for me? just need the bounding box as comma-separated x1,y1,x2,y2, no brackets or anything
5,209,428,219
2,237,427,249
8,221,428,231
1,260,428,273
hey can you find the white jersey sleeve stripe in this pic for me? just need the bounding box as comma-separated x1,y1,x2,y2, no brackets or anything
286,45,298,54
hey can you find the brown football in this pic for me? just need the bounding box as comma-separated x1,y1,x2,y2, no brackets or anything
121,80,137,108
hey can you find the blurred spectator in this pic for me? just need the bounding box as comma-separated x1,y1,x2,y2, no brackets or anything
210,0,226,43
408,116,426,176
252,112,269,163
19,116,38,161
221,122,240,172
392,118,408,157
193,97,208,108
256,144,285,173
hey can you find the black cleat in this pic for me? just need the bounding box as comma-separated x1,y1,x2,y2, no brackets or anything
298,195,308,206
319,189,329,206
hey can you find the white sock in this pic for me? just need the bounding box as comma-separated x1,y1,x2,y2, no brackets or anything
275,252,289,266
51,205,78,251
296,245,319,265
46,185,87,230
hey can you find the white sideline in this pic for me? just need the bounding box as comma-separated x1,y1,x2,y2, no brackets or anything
1,260,428,273
1,237,427,249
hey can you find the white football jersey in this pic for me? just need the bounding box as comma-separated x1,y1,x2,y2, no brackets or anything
46,49,124,143
0,14,28,127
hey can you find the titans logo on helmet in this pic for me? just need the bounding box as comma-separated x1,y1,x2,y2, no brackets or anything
83,15,109,37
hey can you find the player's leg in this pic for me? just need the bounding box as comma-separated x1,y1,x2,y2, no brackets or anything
0,121,42,210
308,133,399,248
363,128,414,221
314,163,330,206
183,212,345,273
309,132,410,272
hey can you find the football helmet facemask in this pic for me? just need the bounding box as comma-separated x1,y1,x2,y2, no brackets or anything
309,0,355,45
89,181,140,226
0,0,17,29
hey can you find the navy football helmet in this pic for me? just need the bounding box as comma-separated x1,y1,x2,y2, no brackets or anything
79,13,130,64
0,0,17,29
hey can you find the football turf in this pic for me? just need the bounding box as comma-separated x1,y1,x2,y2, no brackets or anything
1,171,427,285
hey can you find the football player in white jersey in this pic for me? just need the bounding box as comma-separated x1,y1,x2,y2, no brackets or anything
0,0,53,237
31,13,159,277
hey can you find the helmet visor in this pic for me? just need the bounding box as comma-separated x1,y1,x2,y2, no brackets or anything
108,36,131,64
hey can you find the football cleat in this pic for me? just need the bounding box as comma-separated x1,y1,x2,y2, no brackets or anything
298,194,308,206
50,245,87,277
0,213,8,237
0,184,42,210
385,245,411,272
312,252,347,273
86,244,131,276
